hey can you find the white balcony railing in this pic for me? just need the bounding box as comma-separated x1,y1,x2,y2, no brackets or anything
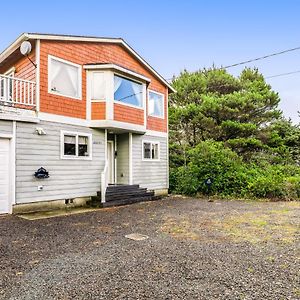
0,74,36,108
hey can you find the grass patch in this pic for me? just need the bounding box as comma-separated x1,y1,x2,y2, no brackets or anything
160,201,300,244
213,208,299,244
161,217,198,240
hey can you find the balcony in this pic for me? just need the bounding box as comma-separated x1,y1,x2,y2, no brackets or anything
0,74,37,121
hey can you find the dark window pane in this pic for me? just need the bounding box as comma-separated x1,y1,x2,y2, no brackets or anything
78,136,89,157
143,142,151,159
64,135,76,156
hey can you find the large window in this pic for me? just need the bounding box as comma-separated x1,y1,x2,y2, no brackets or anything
114,75,143,107
143,141,160,160
61,131,92,159
148,90,164,118
48,56,82,99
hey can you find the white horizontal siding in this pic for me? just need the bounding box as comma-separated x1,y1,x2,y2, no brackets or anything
0,120,13,135
132,134,168,190
15,120,105,204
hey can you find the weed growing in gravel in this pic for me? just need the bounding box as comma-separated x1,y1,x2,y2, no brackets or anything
160,217,198,240
160,202,300,245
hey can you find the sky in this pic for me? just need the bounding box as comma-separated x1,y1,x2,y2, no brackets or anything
1,0,300,123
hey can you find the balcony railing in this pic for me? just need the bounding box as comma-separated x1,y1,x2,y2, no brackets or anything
0,74,36,109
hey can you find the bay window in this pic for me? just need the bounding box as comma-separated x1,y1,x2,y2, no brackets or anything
114,75,143,107
148,90,164,118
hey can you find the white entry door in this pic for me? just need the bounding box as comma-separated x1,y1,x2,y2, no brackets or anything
107,141,115,184
0,139,10,214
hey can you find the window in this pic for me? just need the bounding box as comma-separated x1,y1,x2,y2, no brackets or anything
143,141,160,160
92,72,105,100
49,56,81,99
114,75,143,107
61,131,92,159
64,135,76,156
148,90,164,118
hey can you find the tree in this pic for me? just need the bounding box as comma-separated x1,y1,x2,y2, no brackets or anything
169,67,300,199
169,67,282,163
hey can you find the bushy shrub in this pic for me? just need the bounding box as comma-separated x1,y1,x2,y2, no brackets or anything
170,140,300,200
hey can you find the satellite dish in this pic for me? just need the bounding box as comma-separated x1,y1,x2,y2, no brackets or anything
20,41,32,56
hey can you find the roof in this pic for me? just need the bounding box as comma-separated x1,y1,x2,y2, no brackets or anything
0,33,175,92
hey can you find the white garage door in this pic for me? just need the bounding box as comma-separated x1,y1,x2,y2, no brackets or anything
0,139,10,214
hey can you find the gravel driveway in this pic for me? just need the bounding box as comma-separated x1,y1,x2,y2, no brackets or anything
0,197,299,300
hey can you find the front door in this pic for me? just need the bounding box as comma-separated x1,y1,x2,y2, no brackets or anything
0,139,10,214
107,141,115,184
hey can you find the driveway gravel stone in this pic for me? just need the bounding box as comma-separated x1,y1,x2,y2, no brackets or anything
0,197,299,299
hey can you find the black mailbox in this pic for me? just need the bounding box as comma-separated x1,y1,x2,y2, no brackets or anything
34,167,49,179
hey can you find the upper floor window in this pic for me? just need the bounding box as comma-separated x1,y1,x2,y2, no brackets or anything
114,75,143,107
148,90,164,118
91,72,105,100
48,55,82,100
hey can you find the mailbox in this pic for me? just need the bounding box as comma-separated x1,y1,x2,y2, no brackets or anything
34,167,49,179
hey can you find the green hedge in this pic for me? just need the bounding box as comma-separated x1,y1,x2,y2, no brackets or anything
170,140,300,200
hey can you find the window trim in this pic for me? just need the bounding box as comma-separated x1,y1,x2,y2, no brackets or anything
48,55,82,100
147,89,165,119
113,73,145,110
142,140,160,161
60,130,92,160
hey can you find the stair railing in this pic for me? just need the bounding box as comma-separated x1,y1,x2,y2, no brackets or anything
101,161,109,203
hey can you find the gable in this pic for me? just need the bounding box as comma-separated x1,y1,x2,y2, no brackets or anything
0,33,174,93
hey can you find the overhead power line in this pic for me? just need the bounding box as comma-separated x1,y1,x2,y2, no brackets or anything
223,46,300,69
265,70,300,79
166,45,300,81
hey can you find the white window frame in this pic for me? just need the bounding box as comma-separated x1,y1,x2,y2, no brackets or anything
48,55,82,100
142,140,160,161
148,89,165,119
60,130,92,160
113,73,145,110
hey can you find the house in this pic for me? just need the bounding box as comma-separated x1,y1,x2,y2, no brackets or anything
0,33,175,214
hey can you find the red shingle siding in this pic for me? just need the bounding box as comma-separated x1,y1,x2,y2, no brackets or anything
0,48,36,110
0,40,168,131
0,49,36,82
114,103,144,125
39,40,168,131
91,102,106,120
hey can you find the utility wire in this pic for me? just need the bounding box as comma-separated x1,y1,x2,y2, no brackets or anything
166,45,300,81
265,70,300,79
166,68,300,83
223,46,300,69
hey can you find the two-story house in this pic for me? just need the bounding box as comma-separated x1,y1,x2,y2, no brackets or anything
0,33,175,214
